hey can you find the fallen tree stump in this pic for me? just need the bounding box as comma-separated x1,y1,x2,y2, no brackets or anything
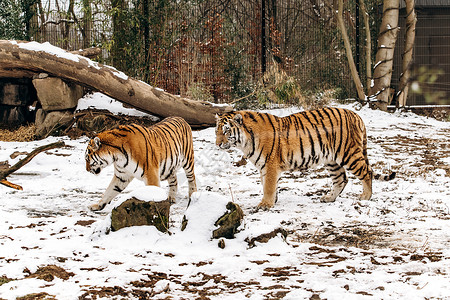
212,202,244,239
0,141,65,190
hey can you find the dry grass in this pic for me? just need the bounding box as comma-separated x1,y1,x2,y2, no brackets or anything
0,124,36,142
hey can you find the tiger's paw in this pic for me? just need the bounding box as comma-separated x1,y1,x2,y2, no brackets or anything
233,157,248,167
358,193,371,201
256,201,273,211
89,203,106,211
320,195,337,203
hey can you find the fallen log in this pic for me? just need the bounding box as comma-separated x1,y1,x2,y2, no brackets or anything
0,141,65,190
0,40,233,127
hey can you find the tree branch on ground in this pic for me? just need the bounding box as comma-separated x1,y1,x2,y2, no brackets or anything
0,141,65,190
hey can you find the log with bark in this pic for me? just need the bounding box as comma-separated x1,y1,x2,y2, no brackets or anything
0,40,233,127
0,141,65,190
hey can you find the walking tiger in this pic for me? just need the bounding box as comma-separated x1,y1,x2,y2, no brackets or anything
85,117,197,211
215,108,395,210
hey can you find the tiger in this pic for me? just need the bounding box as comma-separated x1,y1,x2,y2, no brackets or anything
85,116,197,211
215,108,395,210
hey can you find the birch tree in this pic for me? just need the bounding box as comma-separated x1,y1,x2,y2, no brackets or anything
396,0,416,107
369,0,400,110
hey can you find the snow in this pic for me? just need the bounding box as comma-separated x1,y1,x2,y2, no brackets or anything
76,92,159,120
0,95,449,299
11,40,129,81
15,41,81,63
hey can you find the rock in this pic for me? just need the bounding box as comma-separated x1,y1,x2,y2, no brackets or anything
0,106,29,126
32,77,83,111
110,197,170,232
34,72,49,79
0,79,33,106
212,202,244,239
35,108,46,127
35,110,73,138
218,239,226,249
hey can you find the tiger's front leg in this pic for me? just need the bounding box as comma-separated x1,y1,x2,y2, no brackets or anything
90,174,132,211
167,174,177,203
257,168,280,210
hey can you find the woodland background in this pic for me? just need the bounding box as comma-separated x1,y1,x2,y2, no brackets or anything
0,0,382,106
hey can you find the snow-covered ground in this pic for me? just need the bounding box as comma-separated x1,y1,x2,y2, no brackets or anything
0,96,449,299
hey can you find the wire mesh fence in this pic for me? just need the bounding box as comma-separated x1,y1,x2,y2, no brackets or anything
393,9,450,106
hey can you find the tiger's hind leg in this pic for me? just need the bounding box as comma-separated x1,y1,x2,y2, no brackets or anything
344,154,373,200
321,163,348,203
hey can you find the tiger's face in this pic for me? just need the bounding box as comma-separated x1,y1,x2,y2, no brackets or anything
215,113,244,150
85,137,110,175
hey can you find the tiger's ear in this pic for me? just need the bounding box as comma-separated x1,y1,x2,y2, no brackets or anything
233,113,243,125
215,113,221,121
93,137,101,151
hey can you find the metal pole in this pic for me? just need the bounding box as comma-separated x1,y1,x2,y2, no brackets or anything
355,0,360,74
261,0,266,74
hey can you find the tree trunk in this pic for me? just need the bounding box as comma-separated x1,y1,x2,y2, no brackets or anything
0,40,232,127
82,0,92,49
369,0,400,111
397,0,416,107
337,0,366,102
360,0,372,95
111,0,127,72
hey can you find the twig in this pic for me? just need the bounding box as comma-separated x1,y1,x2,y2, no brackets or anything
228,184,235,203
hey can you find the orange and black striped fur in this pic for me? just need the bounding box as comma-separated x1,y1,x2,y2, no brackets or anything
215,108,395,210
85,117,197,211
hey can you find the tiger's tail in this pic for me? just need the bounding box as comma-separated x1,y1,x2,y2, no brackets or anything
362,121,396,182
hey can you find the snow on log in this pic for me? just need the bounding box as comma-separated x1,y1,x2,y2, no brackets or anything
0,40,233,127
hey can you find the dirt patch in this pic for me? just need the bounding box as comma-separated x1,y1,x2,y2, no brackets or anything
16,292,56,300
75,220,96,227
0,275,13,286
296,224,392,249
25,265,74,282
371,131,450,176
245,228,288,248
79,286,129,299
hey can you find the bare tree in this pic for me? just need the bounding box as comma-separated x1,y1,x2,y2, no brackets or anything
336,0,365,101
369,0,400,111
396,0,416,107
360,0,372,95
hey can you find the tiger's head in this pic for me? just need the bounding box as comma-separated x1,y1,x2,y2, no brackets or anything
85,136,112,175
215,112,244,150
